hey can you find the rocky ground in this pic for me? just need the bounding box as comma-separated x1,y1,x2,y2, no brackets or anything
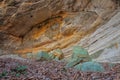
0,58,120,80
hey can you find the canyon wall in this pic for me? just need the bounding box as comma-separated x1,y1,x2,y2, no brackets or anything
0,0,120,62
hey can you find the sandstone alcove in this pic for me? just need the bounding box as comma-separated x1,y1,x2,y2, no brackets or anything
0,0,119,59
0,0,120,79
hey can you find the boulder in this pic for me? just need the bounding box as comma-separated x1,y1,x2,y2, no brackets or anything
74,61,105,72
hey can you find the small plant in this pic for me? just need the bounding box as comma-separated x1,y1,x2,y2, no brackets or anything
15,73,21,77
11,65,27,77
15,65,27,72
0,71,7,78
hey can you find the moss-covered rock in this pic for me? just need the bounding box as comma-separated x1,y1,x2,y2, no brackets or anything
80,61,105,72
66,46,92,68
36,51,50,60
26,53,33,59
49,49,64,60
65,58,83,68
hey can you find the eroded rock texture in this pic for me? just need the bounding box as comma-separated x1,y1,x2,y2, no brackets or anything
0,0,120,62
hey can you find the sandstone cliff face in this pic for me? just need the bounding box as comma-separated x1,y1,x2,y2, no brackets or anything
0,0,120,62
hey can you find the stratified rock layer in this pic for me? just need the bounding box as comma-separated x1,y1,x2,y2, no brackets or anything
0,0,120,62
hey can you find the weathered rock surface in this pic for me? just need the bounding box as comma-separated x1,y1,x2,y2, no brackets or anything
77,12,120,63
0,0,120,62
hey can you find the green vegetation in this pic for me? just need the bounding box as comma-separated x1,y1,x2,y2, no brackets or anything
12,65,27,77
0,65,27,78
0,71,7,78
36,51,51,60
34,49,64,61
49,49,64,60
65,46,105,72
65,46,92,68
74,61,105,72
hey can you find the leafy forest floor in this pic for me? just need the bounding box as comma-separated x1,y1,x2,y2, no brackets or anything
0,58,120,80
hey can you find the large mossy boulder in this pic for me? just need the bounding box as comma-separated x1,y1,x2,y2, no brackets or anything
66,46,92,68
72,46,91,61
65,58,83,68
74,61,105,72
